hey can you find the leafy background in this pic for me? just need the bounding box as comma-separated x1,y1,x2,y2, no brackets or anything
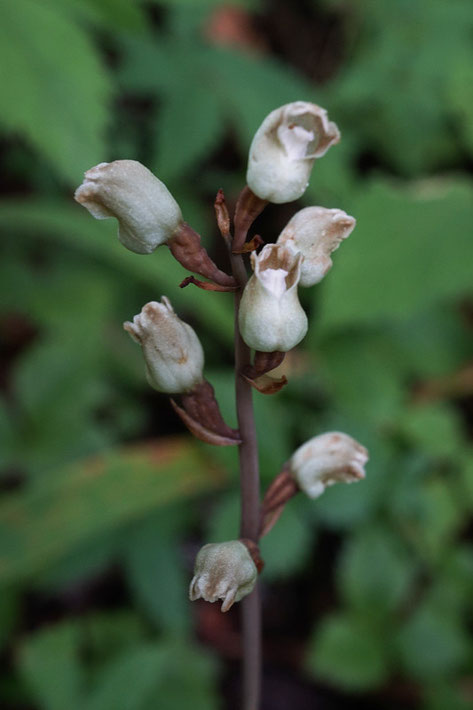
1,0,473,708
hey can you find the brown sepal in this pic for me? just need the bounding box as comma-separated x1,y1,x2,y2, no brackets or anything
259,466,299,537
232,234,264,254
214,189,231,245
233,186,268,252
242,372,288,395
171,399,241,446
180,275,238,292
169,222,236,287
239,538,265,573
242,350,287,395
172,380,241,446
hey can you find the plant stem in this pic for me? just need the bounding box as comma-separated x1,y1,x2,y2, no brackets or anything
231,251,261,710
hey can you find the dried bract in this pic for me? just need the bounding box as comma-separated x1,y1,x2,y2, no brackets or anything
246,102,340,203
277,207,356,286
189,541,258,612
290,432,368,499
124,298,204,394
75,160,182,254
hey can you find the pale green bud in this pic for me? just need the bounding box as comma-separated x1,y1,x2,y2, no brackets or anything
189,541,257,612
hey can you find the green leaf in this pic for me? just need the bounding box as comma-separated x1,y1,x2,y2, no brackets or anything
260,500,314,580
316,329,407,426
154,75,225,181
84,643,168,710
306,613,390,691
154,640,219,710
397,604,470,679
20,622,82,710
337,526,415,615
0,439,224,584
123,510,191,633
0,199,234,344
400,403,464,459
320,178,473,329
0,0,111,182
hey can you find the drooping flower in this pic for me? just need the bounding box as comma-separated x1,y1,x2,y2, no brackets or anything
75,160,182,254
290,432,368,499
246,102,340,203
238,244,308,352
124,298,204,394
277,206,356,286
189,541,258,612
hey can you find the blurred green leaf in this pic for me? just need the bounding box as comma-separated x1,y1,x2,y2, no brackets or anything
123,509,191,633
0,0,111,181
84,643,168,710
320,178,473,329
397,603,470,679
0,200,234,344
0,438,223,584
260,500,314,580
20,622,82,710
154,74,225,181
337,526,415,615
400,403,464,459
307,613,390,690
330,0,473,174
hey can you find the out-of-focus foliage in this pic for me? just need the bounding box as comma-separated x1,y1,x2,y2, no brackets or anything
1,0,472,708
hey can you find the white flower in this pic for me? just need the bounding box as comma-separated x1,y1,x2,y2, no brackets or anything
74,160,182,254
189,541,257,612
277,207,356,287
238,244,308,352
290,432,368,499
124,298,204,394
246,102,340,203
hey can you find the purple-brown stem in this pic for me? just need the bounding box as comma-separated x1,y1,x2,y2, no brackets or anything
230,238,262,710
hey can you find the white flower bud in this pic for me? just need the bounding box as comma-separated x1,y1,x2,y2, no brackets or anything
74,160,182,254
277,207,356,287
189,541,257,612
246,102,340,203
238,244,308,352
290,432,368,499
123,298,204,394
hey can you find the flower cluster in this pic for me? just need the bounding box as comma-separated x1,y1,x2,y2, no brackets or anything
75,100,368,614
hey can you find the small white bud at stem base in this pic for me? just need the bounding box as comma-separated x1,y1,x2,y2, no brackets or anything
189,541,258,612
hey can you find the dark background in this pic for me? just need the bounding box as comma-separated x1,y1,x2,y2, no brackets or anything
1,0,473,708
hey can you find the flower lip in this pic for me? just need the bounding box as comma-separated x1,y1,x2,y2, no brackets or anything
278,102,340,160
251,243,302,293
